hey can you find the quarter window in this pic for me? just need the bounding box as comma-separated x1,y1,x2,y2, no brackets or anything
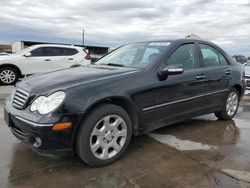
165,44,196,70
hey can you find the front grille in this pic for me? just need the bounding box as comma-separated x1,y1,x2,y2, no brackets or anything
12,88,30,109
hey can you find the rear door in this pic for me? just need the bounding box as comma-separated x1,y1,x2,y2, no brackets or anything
49,47,80,70
198,43,231,108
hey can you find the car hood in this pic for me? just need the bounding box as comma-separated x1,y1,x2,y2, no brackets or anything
17,65,139,94
0,54,18,61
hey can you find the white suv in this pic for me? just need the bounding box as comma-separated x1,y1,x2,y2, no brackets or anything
0,44,91,85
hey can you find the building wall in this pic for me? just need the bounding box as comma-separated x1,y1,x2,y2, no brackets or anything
12,41,24,53
0,44,12,52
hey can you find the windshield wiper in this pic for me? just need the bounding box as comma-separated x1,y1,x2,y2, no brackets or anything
105,63,125,67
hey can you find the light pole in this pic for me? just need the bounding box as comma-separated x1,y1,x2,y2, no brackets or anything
82,29,85,47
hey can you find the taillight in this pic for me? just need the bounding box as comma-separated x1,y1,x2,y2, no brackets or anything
85,54,92,60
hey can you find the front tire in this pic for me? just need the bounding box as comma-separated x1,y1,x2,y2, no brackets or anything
215,88,240,120
0,67,19,85
76,104,132,166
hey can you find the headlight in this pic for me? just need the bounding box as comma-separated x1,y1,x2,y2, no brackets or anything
30,91,65,115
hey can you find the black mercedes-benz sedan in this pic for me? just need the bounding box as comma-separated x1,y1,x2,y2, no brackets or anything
4,39,246,166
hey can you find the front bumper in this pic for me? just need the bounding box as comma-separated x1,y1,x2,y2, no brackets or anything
4,97,84,156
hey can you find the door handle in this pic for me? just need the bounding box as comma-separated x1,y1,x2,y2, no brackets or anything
196,74,205,80
225,70,231,75
44,59,51,61
68,58,74,60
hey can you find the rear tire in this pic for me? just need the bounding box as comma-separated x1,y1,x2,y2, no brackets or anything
76,104,132,167
215,88,239,120
0,67,19,85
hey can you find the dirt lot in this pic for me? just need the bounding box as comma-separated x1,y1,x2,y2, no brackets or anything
0,86,250,188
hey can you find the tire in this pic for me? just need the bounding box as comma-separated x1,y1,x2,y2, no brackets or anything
0,67,19,85
215,88,240,120
76,104,132,167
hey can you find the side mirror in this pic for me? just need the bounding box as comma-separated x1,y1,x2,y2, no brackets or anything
24,52,31,57
158,64,184,80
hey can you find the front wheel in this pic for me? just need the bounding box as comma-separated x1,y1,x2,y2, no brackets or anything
0,67,19,85
215,88,240,120
76,104,132,166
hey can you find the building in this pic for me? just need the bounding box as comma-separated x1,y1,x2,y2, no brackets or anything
0,44,12,53
185,33,203,40
12,40,110,60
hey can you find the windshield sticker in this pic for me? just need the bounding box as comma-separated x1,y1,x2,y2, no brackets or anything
149,42,171,46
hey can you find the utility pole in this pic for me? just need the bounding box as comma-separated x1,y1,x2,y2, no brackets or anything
82,29,85,47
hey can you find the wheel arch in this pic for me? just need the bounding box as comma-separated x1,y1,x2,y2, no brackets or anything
72,96,140,154
0,64,22,77
232,84,243,98
83,97,139,133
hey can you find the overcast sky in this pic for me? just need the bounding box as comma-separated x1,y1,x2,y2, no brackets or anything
0,0,250,56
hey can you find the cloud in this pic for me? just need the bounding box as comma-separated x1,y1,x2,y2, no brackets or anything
0,0,250,56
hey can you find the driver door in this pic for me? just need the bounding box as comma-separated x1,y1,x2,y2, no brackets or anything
142,43,206,127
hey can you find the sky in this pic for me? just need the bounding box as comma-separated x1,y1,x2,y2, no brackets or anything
0,0,250,56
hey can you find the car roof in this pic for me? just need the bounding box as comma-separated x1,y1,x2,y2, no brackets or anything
130,38,216,46
30,44,83,49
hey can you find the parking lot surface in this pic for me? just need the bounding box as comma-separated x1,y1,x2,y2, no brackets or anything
0,86,250,188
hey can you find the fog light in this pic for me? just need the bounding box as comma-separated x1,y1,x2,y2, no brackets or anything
33,137,42,148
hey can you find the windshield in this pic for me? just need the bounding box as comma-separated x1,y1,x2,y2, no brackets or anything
15,47,33,55
95,42,171,68
246,62,250,66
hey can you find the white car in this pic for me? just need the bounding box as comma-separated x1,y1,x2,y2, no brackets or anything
244,62,250,90
0,44,91,85
0,52,10,56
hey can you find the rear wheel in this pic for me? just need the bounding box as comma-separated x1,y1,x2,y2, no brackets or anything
215,88,239,120
0,67,19,85
76,104,132,166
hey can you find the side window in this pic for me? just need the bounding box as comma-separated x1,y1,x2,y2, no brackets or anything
199,44,220,67
30,47,52,57
67,48,78,56
58,48,78,56
50,48,59,56
165,43,196,70
219,53,229,66
49,47,79,56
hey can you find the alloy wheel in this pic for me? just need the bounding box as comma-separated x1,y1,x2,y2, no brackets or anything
90,115,127,160
0,69,16,84
226,91,239,117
